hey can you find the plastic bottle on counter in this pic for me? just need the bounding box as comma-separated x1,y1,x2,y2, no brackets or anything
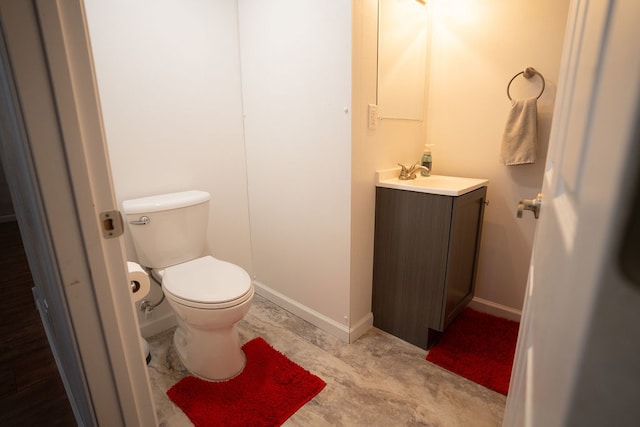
421,144,433,176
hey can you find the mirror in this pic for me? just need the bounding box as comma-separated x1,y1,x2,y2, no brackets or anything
377,0,430,121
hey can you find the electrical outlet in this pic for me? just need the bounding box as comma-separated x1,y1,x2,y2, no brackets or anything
368,104,378,130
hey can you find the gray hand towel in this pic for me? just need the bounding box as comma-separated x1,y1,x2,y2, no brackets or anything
500,97,538,165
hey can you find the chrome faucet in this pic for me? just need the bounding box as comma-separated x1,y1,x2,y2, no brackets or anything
398,163,430,180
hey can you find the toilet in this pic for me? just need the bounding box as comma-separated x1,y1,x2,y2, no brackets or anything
122,190,253,381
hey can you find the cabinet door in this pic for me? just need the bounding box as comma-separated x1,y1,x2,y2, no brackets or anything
439,187,487,329
372,188,451,349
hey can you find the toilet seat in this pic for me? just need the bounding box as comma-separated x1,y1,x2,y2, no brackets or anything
162,256,252,309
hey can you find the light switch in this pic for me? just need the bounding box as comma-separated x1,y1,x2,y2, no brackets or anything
368,104,378,130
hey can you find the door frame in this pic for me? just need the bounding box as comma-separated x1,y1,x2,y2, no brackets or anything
3,0,638,425
0,1,156,425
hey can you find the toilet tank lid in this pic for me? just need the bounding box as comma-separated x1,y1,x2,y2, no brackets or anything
123,190,210,214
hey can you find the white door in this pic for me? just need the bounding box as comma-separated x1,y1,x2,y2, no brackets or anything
503,0,640,426
0,1,157,425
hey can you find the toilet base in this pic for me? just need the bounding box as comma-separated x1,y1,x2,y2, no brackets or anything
142,337,151,365
173,323,247,381
164,285,254,381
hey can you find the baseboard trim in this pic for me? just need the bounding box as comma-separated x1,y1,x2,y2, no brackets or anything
469,297,522,322
137,282,375,343
349,312,373,343
254,281,352,343
139,311,176,338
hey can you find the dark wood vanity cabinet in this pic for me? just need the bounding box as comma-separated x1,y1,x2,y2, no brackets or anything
372,186,487,349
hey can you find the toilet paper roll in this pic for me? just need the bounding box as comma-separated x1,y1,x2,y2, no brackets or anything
127,261,151,303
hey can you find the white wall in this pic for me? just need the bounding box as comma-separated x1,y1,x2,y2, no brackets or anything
237,0,354,334
84,0,571,342
351,0,432,335
84,0,252,331
427,0,570,311
352,0,570,324
86,0,357,339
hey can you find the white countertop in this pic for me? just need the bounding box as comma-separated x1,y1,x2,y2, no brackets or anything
376,168,488,196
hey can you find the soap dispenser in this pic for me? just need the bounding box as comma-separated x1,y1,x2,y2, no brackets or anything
421,144,433,176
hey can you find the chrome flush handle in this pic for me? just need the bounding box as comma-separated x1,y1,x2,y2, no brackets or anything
129,215,150,225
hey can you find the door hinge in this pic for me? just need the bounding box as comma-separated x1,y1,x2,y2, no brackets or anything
99,210,124,239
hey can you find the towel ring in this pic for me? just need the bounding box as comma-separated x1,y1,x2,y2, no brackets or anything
507,67,545,101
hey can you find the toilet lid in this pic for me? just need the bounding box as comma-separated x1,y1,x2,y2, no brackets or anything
162,256,251,304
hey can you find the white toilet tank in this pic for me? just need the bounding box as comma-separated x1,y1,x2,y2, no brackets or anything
122,190,210,269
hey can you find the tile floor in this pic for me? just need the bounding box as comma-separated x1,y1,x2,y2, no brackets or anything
148,294,506,426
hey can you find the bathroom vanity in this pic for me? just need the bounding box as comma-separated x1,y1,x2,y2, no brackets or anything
372,171,488,349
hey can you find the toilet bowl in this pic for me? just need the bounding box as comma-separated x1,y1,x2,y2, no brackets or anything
122,190,253,381
162,256,254,380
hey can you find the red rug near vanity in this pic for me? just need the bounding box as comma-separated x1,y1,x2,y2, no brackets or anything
167,337,326,426
426,308,520,395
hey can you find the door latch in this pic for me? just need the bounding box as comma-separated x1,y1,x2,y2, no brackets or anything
99,210,124,238
517,193,542,219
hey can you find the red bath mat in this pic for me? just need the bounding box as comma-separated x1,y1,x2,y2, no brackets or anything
426,308,520,395
167,337,326,426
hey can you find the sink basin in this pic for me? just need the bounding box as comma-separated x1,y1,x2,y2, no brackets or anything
376,169,488,196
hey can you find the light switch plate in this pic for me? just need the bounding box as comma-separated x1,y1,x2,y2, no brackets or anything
368,104,378,130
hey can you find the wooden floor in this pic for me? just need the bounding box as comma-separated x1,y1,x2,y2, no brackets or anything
0,221,76,426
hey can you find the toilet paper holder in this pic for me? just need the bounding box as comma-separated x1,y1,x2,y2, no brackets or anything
130,280,141,293
127,261,151,304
